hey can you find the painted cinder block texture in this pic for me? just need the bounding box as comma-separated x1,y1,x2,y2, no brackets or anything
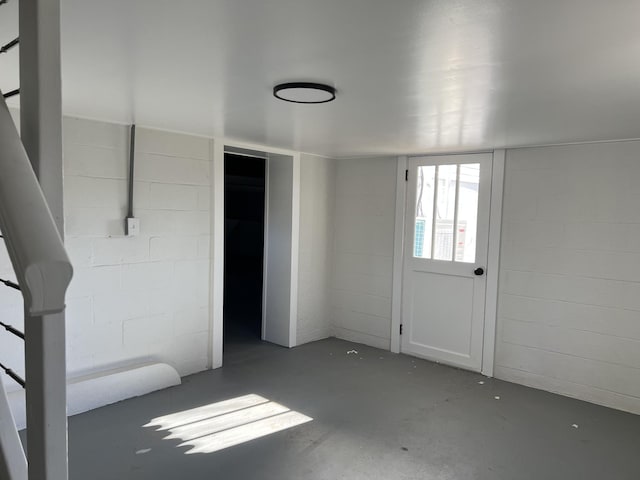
297,154,336,345
330,157,396,349
63,119,212,378
0,117,212,395
496,141,640,415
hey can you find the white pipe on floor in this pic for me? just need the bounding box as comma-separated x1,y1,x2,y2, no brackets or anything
8,363,182,430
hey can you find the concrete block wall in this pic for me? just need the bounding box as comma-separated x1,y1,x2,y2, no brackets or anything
64,119,212,377
0,117,212,393
297,154,336,345
2,112,635,418
330,157,396,349
327,146,640,415
0,114,345,400
495,141,640,415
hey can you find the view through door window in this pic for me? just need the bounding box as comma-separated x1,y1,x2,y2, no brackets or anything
413,163,480,263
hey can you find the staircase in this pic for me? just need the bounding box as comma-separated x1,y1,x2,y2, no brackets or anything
0,0,73,478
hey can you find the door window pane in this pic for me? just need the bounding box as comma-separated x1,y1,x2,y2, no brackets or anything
414,166,435,258
413,162,480,263
433,164,457,261
455,163,480,263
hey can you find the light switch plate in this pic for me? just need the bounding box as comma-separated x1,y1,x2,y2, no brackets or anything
126,217,140,236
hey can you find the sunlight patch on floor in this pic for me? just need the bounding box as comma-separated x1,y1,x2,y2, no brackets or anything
144,394,313,454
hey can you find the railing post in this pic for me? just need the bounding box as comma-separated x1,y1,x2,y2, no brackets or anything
19,0,64,229
24,312,68,480
19,0,68,479
0,94,72,479
19,0,64,233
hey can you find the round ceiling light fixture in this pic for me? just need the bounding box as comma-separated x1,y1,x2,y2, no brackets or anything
273,82,336,104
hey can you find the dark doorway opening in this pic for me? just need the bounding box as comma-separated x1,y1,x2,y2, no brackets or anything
224,153,266,347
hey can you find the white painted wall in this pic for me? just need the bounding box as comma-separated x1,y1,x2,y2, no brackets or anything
0,118,336,412
328,145,640,415
64,119,212,377
331,157,397,349
297,154,336,345
0,116,212,397
3,112,637,418
495,141,640,415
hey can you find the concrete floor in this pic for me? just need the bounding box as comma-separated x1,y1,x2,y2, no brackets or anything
67,338,640,480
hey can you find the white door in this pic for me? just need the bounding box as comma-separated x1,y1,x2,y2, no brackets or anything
401,153,492,371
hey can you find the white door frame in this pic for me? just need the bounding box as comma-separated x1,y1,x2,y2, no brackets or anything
262,151,300,348
210,138,300,369
390,150,505,377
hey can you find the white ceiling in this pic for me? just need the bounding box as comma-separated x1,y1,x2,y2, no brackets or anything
1,0,639,158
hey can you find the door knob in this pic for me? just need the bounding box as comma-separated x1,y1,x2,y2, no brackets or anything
474,267,485,276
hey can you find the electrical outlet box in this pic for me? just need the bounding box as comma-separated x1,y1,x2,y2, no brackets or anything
126,217,140,237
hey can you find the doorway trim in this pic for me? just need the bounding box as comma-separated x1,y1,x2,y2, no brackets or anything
210,138,300,369
482,149,505,377
390,156,408,354
389,150,505,377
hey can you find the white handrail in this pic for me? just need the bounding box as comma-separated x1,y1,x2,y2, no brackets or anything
0,93,72,315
